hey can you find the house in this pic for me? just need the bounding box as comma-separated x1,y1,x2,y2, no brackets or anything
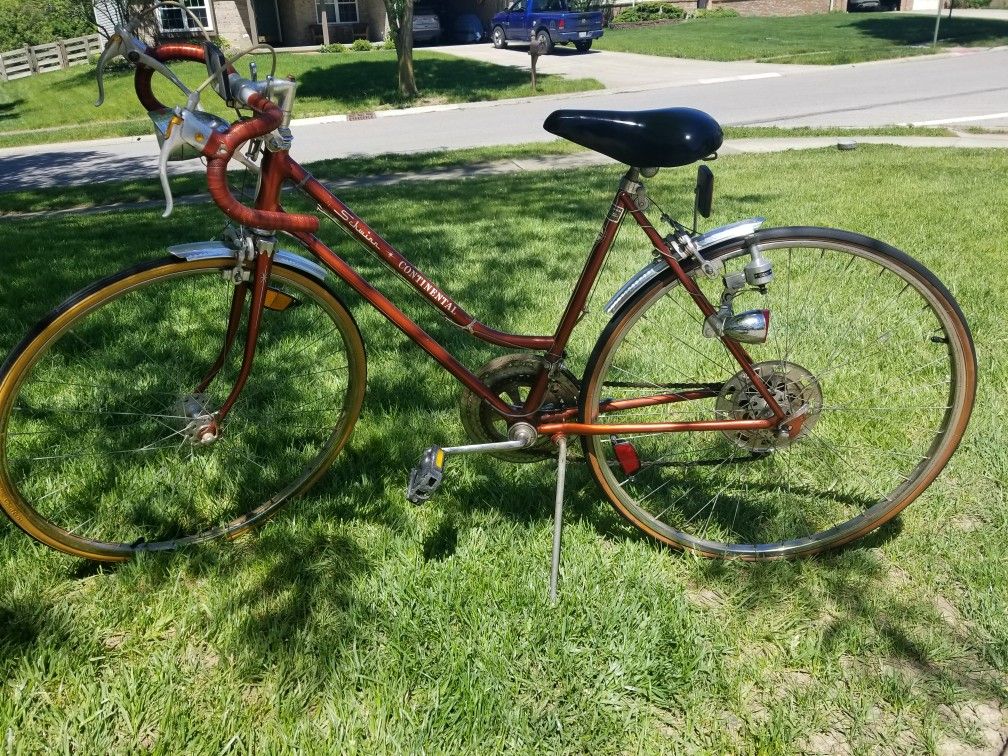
95,0,391,47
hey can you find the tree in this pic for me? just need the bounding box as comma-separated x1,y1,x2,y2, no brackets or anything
381,0,418,98
0,0,94,49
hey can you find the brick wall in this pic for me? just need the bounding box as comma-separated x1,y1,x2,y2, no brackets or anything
715,0,834,15
213,0,255,46
278,0,386,44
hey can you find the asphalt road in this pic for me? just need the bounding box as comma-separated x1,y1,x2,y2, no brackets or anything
1,45,1005,191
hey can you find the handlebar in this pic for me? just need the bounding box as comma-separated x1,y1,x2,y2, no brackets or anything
130,41,320,234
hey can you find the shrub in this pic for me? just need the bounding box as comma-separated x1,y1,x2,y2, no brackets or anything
690,7,739,18
351,38,374,51
950,0,991,6
0,0,93,50
382,36,397,50
319,42,347,53
612,2,686,24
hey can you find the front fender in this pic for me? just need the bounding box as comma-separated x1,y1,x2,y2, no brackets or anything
603,217,765,315
168,240,329,283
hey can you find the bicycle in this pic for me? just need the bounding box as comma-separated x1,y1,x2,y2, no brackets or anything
0,6,977,600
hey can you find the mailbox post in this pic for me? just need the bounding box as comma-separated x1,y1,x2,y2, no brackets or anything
529,37,544,91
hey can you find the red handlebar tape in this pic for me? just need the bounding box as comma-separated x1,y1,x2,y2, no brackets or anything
134,42,319,234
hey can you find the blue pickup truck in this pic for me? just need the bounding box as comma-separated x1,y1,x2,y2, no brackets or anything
490,0,604,54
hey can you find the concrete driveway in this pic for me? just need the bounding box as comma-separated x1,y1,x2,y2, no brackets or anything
433,43,817,90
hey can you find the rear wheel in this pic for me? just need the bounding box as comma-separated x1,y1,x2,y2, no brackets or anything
0,256,367,561
492,25,507,48
535,29,554,54
574,39,592,52
581,228,976,558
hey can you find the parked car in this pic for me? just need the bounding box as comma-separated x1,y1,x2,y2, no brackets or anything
491,0,604,54
847,0,899,9
451,13,486,43
412,5,442,44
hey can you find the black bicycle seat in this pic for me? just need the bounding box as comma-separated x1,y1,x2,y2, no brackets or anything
543,107,723,168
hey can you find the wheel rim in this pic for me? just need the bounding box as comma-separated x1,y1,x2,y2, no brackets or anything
584,235,973,557
0,259,365,559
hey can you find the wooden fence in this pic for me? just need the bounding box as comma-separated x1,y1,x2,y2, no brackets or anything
0,34,103,81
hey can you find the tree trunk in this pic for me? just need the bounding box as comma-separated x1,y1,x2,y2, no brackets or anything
396,25,418,97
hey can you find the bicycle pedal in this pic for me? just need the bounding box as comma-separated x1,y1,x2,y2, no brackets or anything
407,446,446,504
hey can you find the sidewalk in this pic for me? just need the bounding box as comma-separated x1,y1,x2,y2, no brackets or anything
6,133,1007,221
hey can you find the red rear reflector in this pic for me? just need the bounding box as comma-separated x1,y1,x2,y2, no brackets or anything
612,439,641,476
558,19,565,28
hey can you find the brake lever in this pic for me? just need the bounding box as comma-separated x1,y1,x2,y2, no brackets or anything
157,110,186,218
94,33,126,107
95,25,193,108
132,47,193,97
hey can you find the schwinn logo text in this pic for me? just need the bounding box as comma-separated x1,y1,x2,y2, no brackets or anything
398,261,458,315
335,206,383,253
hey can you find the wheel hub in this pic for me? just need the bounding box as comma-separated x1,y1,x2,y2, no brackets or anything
176,392,218,445
715,361,822,452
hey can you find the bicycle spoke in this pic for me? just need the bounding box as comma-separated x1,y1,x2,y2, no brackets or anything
584,234,969,557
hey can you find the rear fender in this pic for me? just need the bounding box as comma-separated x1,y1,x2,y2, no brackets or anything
603,217,765,315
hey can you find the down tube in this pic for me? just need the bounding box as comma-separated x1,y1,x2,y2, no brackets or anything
290,231,516,417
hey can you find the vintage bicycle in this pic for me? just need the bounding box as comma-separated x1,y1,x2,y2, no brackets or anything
0,6,976,600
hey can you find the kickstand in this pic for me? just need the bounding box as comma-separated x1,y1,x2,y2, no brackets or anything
549,434,568,606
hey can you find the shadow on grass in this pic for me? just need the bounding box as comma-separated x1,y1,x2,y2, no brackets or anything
294,56,565,110
0,162,1001,722
694,549,1007,705
0,98,24,122
852,15,1008,47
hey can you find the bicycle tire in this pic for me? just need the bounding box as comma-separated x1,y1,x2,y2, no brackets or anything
580,227,976,559
0,256,367,561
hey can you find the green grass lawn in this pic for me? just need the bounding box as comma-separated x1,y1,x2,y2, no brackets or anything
1,146,1006,750
0,127,956,216
0,50,602,149
596,13,1008,63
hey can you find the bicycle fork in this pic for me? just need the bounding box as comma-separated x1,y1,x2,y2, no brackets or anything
186,234,278,444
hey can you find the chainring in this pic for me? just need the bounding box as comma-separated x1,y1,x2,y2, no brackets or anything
460,354,581,462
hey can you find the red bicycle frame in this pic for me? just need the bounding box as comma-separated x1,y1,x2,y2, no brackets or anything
238,148,786,440
128,41,788,441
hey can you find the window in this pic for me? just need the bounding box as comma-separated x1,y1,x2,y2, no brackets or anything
158,0,214,33
316,0,359,24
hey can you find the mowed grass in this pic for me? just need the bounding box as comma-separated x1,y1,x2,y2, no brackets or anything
596,13,1008,63
0,51,602,149
0,146,1006,751
0,127,957,216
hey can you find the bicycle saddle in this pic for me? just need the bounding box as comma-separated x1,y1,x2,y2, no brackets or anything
543,107,723,168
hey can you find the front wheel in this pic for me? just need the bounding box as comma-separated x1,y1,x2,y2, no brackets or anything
574,39,592,52
0,256,367,561
581,228,976,559
492,25,507,49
